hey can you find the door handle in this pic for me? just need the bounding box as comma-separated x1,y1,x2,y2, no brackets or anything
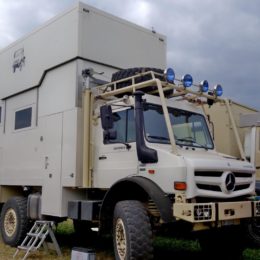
99,155,107,160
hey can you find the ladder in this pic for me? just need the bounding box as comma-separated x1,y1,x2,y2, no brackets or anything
13,220,62,260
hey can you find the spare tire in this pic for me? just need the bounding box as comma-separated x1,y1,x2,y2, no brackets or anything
111,67,173,97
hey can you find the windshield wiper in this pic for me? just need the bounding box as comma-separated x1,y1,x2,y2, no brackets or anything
147,136,208,150
176,137,194,143
176,137,208,150
147,135,170,141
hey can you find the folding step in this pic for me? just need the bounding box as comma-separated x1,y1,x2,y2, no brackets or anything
13,220,62,260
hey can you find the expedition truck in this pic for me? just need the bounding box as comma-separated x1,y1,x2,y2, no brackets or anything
0,2,259,260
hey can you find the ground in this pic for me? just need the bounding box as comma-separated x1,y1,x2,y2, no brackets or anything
1,219,260,260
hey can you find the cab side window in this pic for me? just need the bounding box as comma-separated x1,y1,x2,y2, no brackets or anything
108,109,135,144
112,111,127,143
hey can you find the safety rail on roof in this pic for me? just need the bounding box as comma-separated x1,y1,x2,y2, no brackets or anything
95,70,223,104
94,69,226,155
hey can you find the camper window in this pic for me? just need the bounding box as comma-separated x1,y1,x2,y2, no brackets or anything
0,106,2,123
14,107,32,130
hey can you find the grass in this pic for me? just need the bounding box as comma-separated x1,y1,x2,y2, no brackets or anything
1,219,260,259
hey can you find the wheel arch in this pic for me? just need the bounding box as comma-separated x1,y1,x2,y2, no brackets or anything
99,176,173,233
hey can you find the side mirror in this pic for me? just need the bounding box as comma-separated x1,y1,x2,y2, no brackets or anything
100,105,114,130
103,129,117,143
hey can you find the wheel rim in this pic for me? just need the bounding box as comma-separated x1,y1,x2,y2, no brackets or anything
115,218,127,259
4,209,17,237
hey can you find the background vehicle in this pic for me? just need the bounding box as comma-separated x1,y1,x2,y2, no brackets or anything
204,101,260,186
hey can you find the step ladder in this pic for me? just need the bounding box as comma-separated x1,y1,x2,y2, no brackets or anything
13,220,62,260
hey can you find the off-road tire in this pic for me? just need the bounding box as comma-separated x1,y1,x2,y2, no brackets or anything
111,67,173,97
0,196,30,247
243,218,260,247
73,220,94,236
113,200,153,260
198,227,244,260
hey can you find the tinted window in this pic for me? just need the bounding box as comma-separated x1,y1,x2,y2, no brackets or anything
112,110,127,143
0,106,2,123
126,109,135,142
107,109,135,144
15,107,32,130
143,104,214,149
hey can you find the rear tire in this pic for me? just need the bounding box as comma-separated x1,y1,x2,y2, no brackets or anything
0,197,30,247
113,200,153,260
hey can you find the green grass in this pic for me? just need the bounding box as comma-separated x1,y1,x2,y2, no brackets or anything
154,236,200,252
55,219,260,259
56,219,74,235
2,219,260,259
243,249,260,260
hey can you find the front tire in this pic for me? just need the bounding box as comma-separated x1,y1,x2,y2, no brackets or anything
0,197,30,247
198,226,244,260
113,200,153,260
243,218,260,247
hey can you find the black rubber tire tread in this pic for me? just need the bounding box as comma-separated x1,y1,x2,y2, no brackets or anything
73,220,94,237
111,67,172,97
198,227,245,260
243,218,260,248
0,196,30,247
113,200,153,260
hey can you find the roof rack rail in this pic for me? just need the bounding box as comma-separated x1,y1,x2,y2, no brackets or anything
95,70,222,104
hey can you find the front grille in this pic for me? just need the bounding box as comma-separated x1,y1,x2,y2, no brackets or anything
234,172,252,178
197,184,222,192
195,171,253,193
195,171,252,178
195,171,222,177
234,184,250,191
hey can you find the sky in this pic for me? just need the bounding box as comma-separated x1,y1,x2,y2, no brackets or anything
0,0,259,110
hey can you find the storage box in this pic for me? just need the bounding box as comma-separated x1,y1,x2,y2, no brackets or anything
71,247,95,260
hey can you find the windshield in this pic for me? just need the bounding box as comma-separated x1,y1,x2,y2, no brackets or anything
143,103,214,149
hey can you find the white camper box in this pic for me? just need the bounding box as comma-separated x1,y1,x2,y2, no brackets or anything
0,2,166,217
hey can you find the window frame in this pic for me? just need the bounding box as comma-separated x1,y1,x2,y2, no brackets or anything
143,103,214,149
104,107,135,145
13,104,35,132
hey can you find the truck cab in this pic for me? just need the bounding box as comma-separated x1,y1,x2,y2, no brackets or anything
96,92,255,199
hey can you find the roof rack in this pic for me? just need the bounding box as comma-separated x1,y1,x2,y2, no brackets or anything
95,70,222,104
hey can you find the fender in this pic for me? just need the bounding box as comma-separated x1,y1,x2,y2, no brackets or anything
99,176,174,232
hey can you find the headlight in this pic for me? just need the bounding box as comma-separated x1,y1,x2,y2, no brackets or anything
182,74,193,88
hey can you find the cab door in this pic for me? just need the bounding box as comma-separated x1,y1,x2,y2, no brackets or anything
93,108,138,188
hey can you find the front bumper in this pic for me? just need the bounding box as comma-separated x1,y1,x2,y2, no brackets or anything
173,201,260,223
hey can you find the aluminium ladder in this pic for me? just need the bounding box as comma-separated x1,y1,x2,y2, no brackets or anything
13,220,62,260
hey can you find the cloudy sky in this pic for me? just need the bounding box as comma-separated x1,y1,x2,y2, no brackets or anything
0,0,259,110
